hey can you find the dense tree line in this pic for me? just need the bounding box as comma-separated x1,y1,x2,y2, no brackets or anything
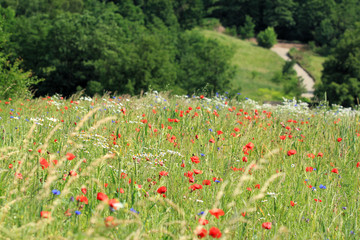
0,0,360,106
0,0,234,97
209,0,360,53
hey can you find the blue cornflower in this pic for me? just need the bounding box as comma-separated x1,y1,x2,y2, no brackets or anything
342,207,347,210
10,109,14,111
197,211,205,215
312,186,316,190
319,185,326,189
245,97,249,100
209,129,213,132
70,196,75,202
10,116,14,119
214,180,220,183
75,210,81,215
200,153,205,157
313,168,317,171
130,208,139,214
237,93,241,95
52,189,61,195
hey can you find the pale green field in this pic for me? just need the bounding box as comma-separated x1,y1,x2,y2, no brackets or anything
289,48,326,83
199,30,285,100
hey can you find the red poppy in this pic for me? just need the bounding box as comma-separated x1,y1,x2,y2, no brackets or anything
202,180,211,186
97,192,109,202
159,171,168,176
242,156,248,162
191,156,200,164
209,227,222,238
76,195,88,204
305,167,313,172
337,138,342,142
357,162,360,168
287,150,296,156
290,201,296,206
262,222,272,229
209,209,225,219
66,153,76,160
198,218,209,225
189,184,203,191
255,184,260,189
81,188,87,195
217,130,223,135
40,158,49,170
331,168,338,174
40,211,51,218
157,186,167,194
193,169,203,174
279,135,286,140
209,139,215,143
195,227,207,238
317,152,324,157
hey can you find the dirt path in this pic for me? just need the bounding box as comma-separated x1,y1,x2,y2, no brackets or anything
271,46,315,98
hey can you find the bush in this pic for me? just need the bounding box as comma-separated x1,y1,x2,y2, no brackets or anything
257,27,277,49
0,57,43,99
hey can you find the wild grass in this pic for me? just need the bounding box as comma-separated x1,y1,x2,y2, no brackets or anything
0,93,359,239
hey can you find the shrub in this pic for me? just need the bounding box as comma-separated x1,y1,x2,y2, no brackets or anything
257,27,277,49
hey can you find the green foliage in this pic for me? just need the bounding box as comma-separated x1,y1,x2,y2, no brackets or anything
0,58,43,99
257,27,277,49
176,30,236,95
238,15,255,39
315,23,360,107
272,60,306,98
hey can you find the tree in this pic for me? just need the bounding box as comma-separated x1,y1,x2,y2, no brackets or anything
315,23,360,107
0,6,42,99
176,30,236,95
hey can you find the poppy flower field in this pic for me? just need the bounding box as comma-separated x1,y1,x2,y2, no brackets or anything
0,93,359,239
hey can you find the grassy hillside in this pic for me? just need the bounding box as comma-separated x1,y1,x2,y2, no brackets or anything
199,29,285,101
288,48,326,83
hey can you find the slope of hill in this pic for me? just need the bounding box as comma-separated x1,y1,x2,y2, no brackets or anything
199,30,285,101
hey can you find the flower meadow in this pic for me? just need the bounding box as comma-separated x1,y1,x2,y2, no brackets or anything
0,92,360,239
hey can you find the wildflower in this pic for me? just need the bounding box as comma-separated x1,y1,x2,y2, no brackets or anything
195,227,207,238
81,188,87,194
262,222,272,229
109,199,123,210
198,218,209,225
40,211,51,218
52,189,60,195
190,184,203,191
157,186,167,194
319,184,326,189
287,150,296,156
193,169,203,174
191,155,200,164
337,138,342,142
209,209,225,219
290,201,296,206
66,153,76,160
159,171,168,177
75,211,81,215
97,192,109,202
40,158,49,170
202,180,211,186
331,168,339,174
207,227,221,238
76,195,88,204
130,208,139,214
